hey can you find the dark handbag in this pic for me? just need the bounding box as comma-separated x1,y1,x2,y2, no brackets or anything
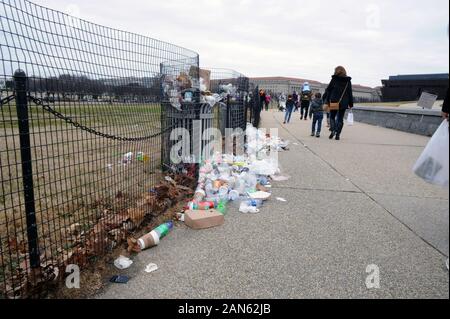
329,82,349,111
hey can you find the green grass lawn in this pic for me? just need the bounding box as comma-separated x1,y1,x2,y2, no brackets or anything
1,102,163,129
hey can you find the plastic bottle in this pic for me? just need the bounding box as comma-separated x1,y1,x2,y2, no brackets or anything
228,190,240,201
217,199,227,215
153,221,174,239
194,189,206,202
205,182,215,197
218,186,229,200
234,179,246,195
189,201,215,210
247,199,263,208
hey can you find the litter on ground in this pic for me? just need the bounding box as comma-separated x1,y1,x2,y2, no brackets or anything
114,256,133,270
144,263,159,274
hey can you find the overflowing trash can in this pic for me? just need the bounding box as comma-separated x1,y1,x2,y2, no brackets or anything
201,68,250,135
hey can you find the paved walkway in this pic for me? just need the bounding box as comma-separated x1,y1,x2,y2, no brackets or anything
98,110,449,299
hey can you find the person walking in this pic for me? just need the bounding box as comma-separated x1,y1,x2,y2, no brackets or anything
293,91,299,112
283,95,296,124
259,89,266,112
265,93,271,111
300,82,312,120
323,66,354,140
309,93,325,137
322,91,331,129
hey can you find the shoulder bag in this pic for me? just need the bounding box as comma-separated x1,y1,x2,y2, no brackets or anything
329,82,349,111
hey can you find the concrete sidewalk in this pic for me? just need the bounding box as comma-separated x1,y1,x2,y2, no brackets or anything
97,111,449,299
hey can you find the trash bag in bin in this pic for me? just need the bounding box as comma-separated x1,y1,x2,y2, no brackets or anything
413,120,449,187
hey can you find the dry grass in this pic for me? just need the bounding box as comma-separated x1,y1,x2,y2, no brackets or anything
0,102,172,298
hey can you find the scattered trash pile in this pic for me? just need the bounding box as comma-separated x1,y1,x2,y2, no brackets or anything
108,124,291,283
117,124,290,265
6,124,292,292
180,124,290,220
162,67,243,110
200,80,241,108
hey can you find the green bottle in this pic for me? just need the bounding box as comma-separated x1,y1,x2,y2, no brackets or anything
217,200,227,215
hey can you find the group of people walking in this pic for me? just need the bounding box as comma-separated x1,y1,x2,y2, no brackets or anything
282,66,354,140
259,90,272,111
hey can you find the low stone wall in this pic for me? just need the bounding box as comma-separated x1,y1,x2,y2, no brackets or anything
351,106,443,136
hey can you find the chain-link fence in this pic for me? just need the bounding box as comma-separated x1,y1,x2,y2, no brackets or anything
0,0,208,298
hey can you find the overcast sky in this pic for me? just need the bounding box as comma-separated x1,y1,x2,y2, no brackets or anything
34,0,449,87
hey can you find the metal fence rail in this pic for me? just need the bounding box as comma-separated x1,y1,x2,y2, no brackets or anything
0,0,200,298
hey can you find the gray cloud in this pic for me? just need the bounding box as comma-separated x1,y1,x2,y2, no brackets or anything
34,0,449,87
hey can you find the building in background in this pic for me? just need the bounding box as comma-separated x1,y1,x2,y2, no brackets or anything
250,77,322,96
381,74,449,102
319,83,381,103
352,84,382,103
250,76,381,103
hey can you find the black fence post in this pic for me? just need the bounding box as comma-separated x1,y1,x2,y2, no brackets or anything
244,93,248,129
14,69,40,269
226,95,231,130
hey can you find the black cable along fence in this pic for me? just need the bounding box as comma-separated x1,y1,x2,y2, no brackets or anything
0,0,246,299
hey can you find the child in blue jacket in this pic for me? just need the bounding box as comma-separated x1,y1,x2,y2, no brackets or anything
309,93,324,137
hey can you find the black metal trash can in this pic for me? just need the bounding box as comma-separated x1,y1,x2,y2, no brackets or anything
161,102,215,175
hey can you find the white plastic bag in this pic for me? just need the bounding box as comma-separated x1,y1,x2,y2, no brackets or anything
347,111,354,126
114,256,133,270
413,121,449,187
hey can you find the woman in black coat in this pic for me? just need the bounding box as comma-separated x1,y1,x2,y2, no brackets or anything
323,66,354,140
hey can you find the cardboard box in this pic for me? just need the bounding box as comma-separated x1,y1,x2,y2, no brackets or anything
185,209,224,230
